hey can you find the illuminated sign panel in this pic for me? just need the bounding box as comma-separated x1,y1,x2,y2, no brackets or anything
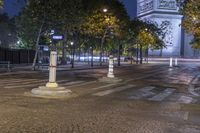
52,35,64,40
158,0,177,10
138,0,153,15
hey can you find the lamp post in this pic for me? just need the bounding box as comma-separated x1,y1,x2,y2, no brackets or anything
100,8,109,66
70,41,75,68
90,46,94,67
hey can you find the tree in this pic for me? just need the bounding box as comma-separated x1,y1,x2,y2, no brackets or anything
0,13,17,48
17,0,52,70
0,0,3,8
82,0,129,66
17,0,84,69
128,19,165,64
178,0,200,49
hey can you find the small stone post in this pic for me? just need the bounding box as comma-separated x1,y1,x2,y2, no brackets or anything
170,57,173,68
46,51,58,88
175,58,178,67
107,55,115,78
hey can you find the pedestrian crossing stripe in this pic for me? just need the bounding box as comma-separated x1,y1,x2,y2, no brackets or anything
148,88,176,101
129,86,155,100
1,79,41,84
93,84,116,90
177,96,193,104
93,84,135,96
61,81,85,86
3,80,83,89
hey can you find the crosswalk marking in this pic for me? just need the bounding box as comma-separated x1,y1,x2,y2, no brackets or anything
1,79,40,84
3,80,77,89
66,81,96,88
93,84,135,96
93,84,116,90
177,96,193,104
129,86,155,100
61,81,84,86
148,88,176,101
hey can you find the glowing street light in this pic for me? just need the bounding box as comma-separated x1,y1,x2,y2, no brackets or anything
103,8,108,13
70,41,74,46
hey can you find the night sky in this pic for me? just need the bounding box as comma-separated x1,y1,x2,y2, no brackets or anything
3,0,137,18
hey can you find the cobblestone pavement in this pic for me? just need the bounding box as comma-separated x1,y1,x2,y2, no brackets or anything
0,64,200,133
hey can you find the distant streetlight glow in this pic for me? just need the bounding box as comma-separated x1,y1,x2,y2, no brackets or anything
70,41,74,46
103,8,108,13
17,41,20,44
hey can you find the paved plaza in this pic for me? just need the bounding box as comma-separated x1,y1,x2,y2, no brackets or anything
0,64,200,132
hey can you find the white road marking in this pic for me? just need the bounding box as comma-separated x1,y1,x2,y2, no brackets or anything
61,81,85,86
129,86,155,100
188,85,199,96
4,80,70,89
93,84,116,90
1,79,40,84
177,96,193,104
93,84,135,96
67,81,96,88
148,88,176,101
4,83,45,89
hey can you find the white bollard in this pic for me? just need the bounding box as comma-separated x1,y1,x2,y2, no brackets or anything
107,55,115,78
175,58,178,67
169,57,173,68
46,51,58,88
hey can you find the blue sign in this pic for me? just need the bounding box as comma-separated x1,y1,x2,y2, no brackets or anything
52,35,64,40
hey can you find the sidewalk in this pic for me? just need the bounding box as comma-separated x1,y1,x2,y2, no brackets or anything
0,62,131,73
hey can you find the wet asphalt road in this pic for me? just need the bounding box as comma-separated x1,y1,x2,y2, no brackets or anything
0,64,200,133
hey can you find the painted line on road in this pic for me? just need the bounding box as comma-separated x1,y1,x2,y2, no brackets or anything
4,83,45,89
66,81,97,88
60,81,85,86
148,88,176,101
4,79,70,89
92,84,117,90
129,86,156,100
93,84,135,96
177,96,193,104
0,79,41,84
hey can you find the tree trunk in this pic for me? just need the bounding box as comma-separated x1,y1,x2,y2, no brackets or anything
146,48,149,63
61,33,67,65
140,45,143,64
160,48,163,57
84,51,86,62
100,32,106,66
91,46,94,67
136,43,139,64
71,45,75,68
78,44,81,62
32,22,44,71
88,50,90,65
118,43,121,66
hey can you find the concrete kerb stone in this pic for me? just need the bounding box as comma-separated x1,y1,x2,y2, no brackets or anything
28,86,73,99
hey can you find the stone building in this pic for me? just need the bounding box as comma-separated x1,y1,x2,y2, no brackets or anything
137,0,199,57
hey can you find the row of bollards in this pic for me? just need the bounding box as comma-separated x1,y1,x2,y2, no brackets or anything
32,54,180,98
169,57,178,68
31,53,119,98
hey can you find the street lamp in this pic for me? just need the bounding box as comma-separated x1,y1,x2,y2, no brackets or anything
99,8,109,66
70,41,75,68
103,8,108,13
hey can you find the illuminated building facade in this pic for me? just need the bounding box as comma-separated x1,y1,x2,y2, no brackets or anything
137,0,198,57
